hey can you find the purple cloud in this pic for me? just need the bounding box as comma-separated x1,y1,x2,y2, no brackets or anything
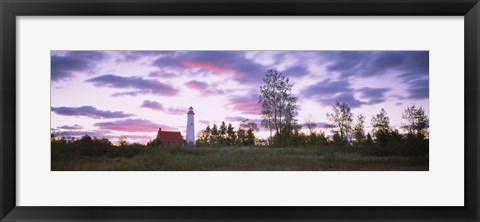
359,87,392,104
405,78,429,99
51,129,112,138
94,118,175,132
227,94,261,115
185,80,224,95
51,51,108,81
185,80,208,93
116,51,175,63
325,51,428,78
165,107,185,115
86,74,179,97
303,79,353,97
303,79,394,108
56,124,83,130
199,120,210,125
318,93,365,108
149,70,177,78
302,121,332,129
152,51,267,84
282,65,309,77
140,100,185,115
225,116,247,122
51,106,134,119
141,100,164,111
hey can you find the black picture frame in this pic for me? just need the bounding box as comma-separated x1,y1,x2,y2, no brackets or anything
1,0,479,221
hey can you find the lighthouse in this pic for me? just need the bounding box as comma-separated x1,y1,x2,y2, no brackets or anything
186,106,195,144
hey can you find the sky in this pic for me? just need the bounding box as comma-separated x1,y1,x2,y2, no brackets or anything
51,51,429,144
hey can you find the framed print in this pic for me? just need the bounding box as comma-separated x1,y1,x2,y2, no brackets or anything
1,0,479,221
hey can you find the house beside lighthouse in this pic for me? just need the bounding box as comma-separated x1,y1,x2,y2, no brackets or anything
186,106,195,144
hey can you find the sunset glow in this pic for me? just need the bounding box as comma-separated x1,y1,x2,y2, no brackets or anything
51,51,429,144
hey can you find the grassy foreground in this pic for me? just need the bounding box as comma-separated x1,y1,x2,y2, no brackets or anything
52,145,428,171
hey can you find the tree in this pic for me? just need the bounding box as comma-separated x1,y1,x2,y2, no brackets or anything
226,123,236,145
147,138,162,147
211,124,218,144
236,128,247,146
118,135,128,147
304,118,317,135
196,125,212,146
365,132,374,145
326,101,353,142
371,108,392,145
259,69,298,146
353,114,366,145
205,125,211,144
219,121,227,144
245,129,256,146
240,119,259,132
402,105,429,139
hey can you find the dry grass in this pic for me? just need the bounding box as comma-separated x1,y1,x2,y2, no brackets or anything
52,146,428,171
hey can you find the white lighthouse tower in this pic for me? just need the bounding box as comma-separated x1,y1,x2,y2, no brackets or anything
186,106,195,144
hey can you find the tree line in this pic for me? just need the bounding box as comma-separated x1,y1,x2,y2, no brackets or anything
194,69,429,150
195,120,259,147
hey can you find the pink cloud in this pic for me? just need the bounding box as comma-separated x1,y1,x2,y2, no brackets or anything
94,118,176,132
185,80,225,96
185,80,208,93
166,107,185,115
228,98,261,115
183,61,231,73
199,120,210,125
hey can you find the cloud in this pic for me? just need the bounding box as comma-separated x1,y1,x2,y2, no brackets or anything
185,80,224,95
303,79,393,108
405,78,429,99
149,71,177,78
302,79,362,107
303,79,353,98
56,124,83,130
94,118,175,132
140,100,185,115
152,51,267,84
51,129,112,138
141,100,164,111
86,74,179,97
198,120,210,125
301,121,331,129
165,107,185,115
227,94,261,115
325,51,429,78
318,93,365,108
183,61,232,73
116,51,176,63
282,65,309,77
51,106,134,119
398,74,429,100
185,80,208,93
51,51,108,81
225,116,247,122
358,87,391,104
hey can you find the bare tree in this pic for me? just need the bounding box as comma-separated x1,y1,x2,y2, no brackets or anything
304,117,317,135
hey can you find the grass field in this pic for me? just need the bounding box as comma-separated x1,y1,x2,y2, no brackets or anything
51,145,428,171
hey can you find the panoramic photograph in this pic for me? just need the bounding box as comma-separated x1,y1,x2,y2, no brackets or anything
51,50,429,171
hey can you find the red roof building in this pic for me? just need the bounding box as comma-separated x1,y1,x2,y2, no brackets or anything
156,128,185,145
